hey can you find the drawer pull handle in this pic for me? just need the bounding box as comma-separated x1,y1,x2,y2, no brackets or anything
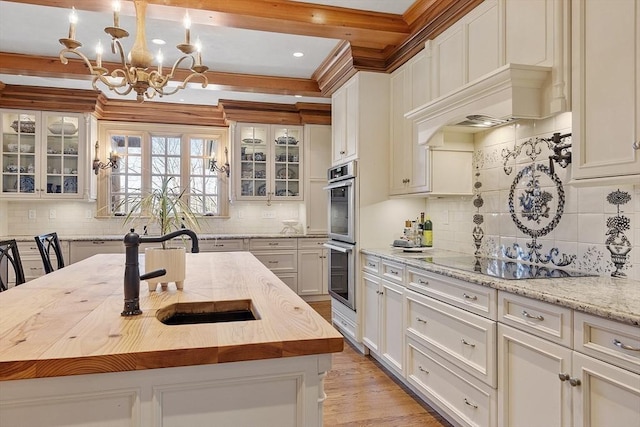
558,373,570,381
268,261,279,264
418,365,429,374
92,241,105,245
462,293,477,301
522,310,544,321
416,317,427,324
464,398,478,409
461,338,476,348
368,262,376,268
268,242,279,246
613,339,640,351
418,279,429,285
389,269,399,275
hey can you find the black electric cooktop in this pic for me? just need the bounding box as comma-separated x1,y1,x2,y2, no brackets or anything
421,256,594,280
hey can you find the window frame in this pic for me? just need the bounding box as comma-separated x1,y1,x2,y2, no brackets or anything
96,121,229,219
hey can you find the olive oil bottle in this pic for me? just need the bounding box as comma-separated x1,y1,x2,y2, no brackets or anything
423,215,433,247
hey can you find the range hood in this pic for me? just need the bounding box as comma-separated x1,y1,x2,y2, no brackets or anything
405,63,552,145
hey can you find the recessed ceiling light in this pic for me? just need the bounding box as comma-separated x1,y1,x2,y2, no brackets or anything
152,39,166,45
294,95,302,98
293,52,304,58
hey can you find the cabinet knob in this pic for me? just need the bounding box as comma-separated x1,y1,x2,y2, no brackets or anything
569,377,581,387
340,150,346,155
633,141,640,150
558,373,570,381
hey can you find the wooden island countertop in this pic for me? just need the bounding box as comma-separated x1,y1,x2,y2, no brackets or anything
0,252,344,381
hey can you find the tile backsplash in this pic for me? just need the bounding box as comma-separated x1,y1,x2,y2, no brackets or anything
427,112,639,281
1,200,307,237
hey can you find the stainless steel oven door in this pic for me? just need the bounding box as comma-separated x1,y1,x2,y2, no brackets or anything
324,240,355,311
325,178,355,244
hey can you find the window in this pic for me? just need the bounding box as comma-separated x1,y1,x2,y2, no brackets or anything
98,122,229,218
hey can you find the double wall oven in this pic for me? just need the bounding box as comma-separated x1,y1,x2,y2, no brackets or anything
324,161,356,311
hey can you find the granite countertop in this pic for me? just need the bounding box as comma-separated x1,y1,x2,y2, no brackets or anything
362,247,640,326
0,252,343,381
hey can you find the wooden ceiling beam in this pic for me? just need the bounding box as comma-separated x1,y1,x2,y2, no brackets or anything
0,52,324,98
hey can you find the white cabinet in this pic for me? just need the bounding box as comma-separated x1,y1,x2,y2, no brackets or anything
389,66,474,196
498,292,640,427
498,323,573,427
249,238,298,293
571,0,640,183
235,123,303,201
362,271,405,375
17,239,69,282
304,125,331,234
331,72,390,166
1,110,87,199
297,238,328,296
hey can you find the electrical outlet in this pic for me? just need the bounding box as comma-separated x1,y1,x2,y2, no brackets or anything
261,210,276,219
237,210,244,219
85,209,93,219
28,209,36,219
49,209,56,219
442,210,449,225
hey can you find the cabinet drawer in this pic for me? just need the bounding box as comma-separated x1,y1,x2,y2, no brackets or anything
499,292,572,347
574,312,640,374
251,251,297,273
407,267,497,320
200,239,245,252
381,259,404,284
275,273,298,294
21,258,45,280
362,254,380,275
406,289,496,387
297,238,327,250
407,338,496,427
249,238,297,250
332,307,356,341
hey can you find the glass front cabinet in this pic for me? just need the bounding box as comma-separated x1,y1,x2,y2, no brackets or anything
235,123,303,201
1,110,86,199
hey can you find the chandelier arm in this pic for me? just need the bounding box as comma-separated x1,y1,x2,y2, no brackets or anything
111,38,129,69
160,73,209,96
59,49,102,76
163,55,196,80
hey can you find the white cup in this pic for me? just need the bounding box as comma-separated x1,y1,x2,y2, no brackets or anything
63,168,71,174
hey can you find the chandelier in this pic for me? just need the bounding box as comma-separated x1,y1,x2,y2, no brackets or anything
58,0,209,102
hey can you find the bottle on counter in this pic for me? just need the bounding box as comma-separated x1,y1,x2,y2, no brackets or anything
423,215,433,247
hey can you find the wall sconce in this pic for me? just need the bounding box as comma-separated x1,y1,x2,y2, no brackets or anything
209,147,230,177
92,141,119,175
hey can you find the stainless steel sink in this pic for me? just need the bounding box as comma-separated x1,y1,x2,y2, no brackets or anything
156,300,258,325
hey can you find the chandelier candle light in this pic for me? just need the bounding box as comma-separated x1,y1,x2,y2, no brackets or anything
58,0,209,102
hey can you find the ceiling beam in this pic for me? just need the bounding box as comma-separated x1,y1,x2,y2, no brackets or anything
3,0,410,50
0,52,324,97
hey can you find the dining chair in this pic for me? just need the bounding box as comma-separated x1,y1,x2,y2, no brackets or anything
0,239,26,292
34,232,65,274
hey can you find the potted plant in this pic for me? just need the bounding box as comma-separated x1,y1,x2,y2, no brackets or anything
120,176,200,291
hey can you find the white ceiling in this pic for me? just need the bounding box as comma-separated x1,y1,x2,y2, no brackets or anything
0,1,416,106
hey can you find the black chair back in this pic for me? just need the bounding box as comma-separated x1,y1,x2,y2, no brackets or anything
0,239,26,291
34,232,65,274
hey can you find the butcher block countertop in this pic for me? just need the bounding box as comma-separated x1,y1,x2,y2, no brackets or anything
0,252,344,381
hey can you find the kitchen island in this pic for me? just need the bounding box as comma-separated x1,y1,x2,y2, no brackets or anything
0,252,343,426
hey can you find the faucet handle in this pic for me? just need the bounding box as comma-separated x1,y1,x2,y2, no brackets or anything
141,269,166,281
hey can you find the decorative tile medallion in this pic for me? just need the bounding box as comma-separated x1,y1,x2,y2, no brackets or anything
605,189,632,277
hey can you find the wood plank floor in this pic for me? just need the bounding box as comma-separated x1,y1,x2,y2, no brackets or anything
308,301,453,427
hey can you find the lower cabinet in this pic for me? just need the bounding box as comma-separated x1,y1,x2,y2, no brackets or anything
362,272,405,375
249,238,298,294
297,238,328,296
498,323,640,427
357,254,639,427
18,239,69,282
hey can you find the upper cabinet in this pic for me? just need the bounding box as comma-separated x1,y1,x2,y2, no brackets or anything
234,123,303,201
1,110,87,199
331,72,391,167
570,0,640,184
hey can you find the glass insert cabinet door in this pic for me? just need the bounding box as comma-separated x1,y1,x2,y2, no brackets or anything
1,111,37,195
1,110,83,198
44,113,80,195
235,123,303,201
